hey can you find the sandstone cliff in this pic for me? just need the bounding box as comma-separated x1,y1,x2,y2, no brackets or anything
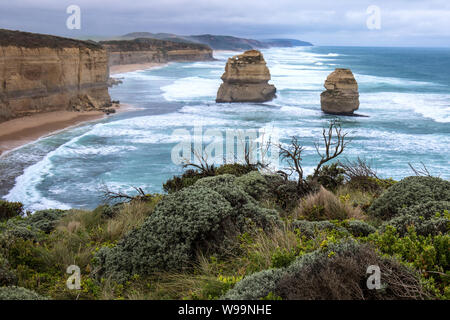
320,68,359,115
216,50,276,103
0,29,111,122
100,38,214,66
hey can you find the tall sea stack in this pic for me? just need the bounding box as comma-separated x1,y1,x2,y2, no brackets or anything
216,50,276,103
320,68,359,115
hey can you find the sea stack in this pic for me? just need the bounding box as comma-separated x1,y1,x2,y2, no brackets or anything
320,68,359,115
216,50,276,103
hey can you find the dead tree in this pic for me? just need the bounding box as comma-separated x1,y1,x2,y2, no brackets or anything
101,184,151,204
278,119,350,192
313,119,350,178
408,162,432,177
182,149,216,176
278,136,306,186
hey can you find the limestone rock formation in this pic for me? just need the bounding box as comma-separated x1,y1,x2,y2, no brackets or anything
216,50,276,103
0,29,111,122
100,38,214,66
320,68,359,115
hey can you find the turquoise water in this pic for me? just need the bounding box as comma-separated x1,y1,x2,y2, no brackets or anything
1,46,449,210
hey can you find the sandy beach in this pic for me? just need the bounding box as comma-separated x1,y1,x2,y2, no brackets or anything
0,111,105,156
0,103,138,156
110,62,166,75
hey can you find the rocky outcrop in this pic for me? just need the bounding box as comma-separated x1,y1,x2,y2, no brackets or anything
0,29,111,122
100,38,214,66
216,50,276,103
320,68,359,115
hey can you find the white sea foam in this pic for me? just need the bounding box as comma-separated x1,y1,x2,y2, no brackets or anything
161,77,221,101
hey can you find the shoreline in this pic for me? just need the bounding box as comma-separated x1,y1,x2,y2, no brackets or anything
0,62,171,157
0,103,135,157
110,62,167,75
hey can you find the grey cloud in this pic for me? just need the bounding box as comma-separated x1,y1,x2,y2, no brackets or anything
0,0,449,46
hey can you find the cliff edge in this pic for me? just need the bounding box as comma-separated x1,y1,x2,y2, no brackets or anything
0,29,112,123
100,38,214,66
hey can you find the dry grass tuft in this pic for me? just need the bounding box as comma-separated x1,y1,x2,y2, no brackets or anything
295,187,365,221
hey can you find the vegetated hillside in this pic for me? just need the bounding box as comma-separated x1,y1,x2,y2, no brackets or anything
100,37,211,52
120,32,313,50
0,121,448,301
261,38,313,47
0,29,103,50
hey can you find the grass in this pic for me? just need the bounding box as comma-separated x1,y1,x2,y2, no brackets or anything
295,186,365,221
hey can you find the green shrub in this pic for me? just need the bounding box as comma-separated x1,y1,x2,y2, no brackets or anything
95,173,279,282
215,163,257,176
275,241,428,300
384,201,449,236
263,174,300,212
26,209,67,233
163,169,207,193
291,220,347,238
308,163,345,190
0,200,24,221
163,163,258,194
368,176,450,220
235,171,269,200
0,286,48,300
367,225,449,297
224,241,429,300
222,269,284,300
0,256,17,286
343,220,377,237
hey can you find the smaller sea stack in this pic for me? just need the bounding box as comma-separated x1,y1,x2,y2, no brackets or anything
216,50,276,103
320,68,359,115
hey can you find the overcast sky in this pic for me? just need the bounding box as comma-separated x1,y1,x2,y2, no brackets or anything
1,0,450,47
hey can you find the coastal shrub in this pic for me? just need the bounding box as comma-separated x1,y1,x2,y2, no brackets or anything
308,163,345,191
263,174,300,212
384,201,449,236
296,187,364,221
368,176,450,220
367,226,449,297
0,200,24,221
343,220,377,237
224,241,429,300
0,286,48,300
26,209,67,233
335,186,375,213
292,219,375,238
215,163,258,177
163,169,208,193
222,269,284,300
95,174,279,282
275,241,428,300
0,256,17,286
291,220,347,238
163,163,259,194
235,171,269,200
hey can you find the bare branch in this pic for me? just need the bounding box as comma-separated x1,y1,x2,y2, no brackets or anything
313,119,351,177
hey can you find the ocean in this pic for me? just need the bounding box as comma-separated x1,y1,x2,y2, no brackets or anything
1,46,449,211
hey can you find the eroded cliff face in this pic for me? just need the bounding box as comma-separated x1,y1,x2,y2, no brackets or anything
216,50,276,103
0,29,111,122
320,68,359,115
100,38,214,66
